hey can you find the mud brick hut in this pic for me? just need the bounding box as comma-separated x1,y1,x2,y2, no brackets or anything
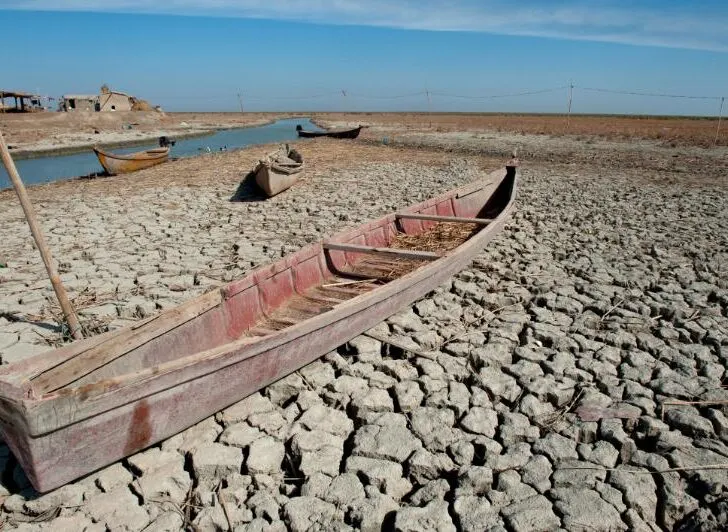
59,94,98,112
98,86,134,112
59,85,153,112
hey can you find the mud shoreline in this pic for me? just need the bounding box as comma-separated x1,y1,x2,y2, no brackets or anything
6,128,215,160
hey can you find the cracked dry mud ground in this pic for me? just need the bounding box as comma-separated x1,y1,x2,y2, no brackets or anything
0,138,726,531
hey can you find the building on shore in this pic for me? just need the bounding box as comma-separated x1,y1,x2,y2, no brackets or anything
58,94,98,112
98,86,134,112
0,90,47,112
59,85,155,112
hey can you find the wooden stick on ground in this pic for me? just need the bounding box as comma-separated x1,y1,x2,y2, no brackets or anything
362,331,430,357
0,129,83,340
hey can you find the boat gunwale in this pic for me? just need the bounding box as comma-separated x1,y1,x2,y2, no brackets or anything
0,166,517,436
92,147,170,162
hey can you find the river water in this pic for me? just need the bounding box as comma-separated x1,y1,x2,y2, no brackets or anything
0,118,321,189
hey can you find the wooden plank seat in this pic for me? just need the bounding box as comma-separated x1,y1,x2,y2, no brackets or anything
323,242,441,261
395,213,493,225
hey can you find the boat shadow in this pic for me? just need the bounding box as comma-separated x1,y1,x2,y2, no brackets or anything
0,312,60,334
229,170,268,203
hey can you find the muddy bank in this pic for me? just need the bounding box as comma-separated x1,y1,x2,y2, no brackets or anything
0,111,290,158
6,128,216,160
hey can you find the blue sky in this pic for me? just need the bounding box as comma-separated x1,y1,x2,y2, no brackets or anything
1,1,726,115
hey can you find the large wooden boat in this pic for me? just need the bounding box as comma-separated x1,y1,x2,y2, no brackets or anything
296,124,363,139
0,163,517,492
253,144,304,197
93,146,169,175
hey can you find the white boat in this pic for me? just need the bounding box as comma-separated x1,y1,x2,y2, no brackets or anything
253,144,304,197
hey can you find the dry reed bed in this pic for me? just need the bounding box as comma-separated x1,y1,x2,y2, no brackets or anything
315,112,727,147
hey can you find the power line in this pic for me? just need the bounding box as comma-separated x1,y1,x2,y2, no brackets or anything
578,86,721,100
242,92,341,101
148,92,341,101
345,91,426,100
431,87,568,100
138,85,725,107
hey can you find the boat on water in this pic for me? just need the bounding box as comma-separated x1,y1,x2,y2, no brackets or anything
253,144,304,197
93,145,170,175
296,124,363,139
0,162,517,492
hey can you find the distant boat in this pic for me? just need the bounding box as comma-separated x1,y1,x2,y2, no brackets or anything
93,147,169,175
296,124,363,139
253,144,304,197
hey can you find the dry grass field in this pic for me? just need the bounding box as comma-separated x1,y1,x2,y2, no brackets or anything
1,111,724,154
313,112,726,147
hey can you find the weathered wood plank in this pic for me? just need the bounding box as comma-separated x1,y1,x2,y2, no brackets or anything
395,213,493,225
32,289,224,394
323,242,441,261
455,180,495,199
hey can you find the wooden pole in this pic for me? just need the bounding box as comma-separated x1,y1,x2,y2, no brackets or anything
0,129,83,340
566,83,573,132
715,96,724,147
426,87,432,128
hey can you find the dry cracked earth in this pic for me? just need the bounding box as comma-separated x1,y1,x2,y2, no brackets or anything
0,136,726,531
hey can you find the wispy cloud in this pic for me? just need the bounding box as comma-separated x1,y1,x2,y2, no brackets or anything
4,0,728,51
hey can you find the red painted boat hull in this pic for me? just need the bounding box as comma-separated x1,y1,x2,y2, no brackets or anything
0,165,517,492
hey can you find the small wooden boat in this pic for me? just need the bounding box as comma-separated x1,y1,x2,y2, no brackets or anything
296,124,363,139
253,144,304,197
0,163,517,492
93,146,169,175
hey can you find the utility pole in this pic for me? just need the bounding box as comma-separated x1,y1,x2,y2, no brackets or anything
426,87,432,128
715,96,724,147
237,92,244,113
566,82,574,132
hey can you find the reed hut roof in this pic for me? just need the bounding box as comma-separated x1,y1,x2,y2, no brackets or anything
0,90,39,99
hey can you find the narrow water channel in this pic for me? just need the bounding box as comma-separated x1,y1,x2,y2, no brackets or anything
0,118,322,189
